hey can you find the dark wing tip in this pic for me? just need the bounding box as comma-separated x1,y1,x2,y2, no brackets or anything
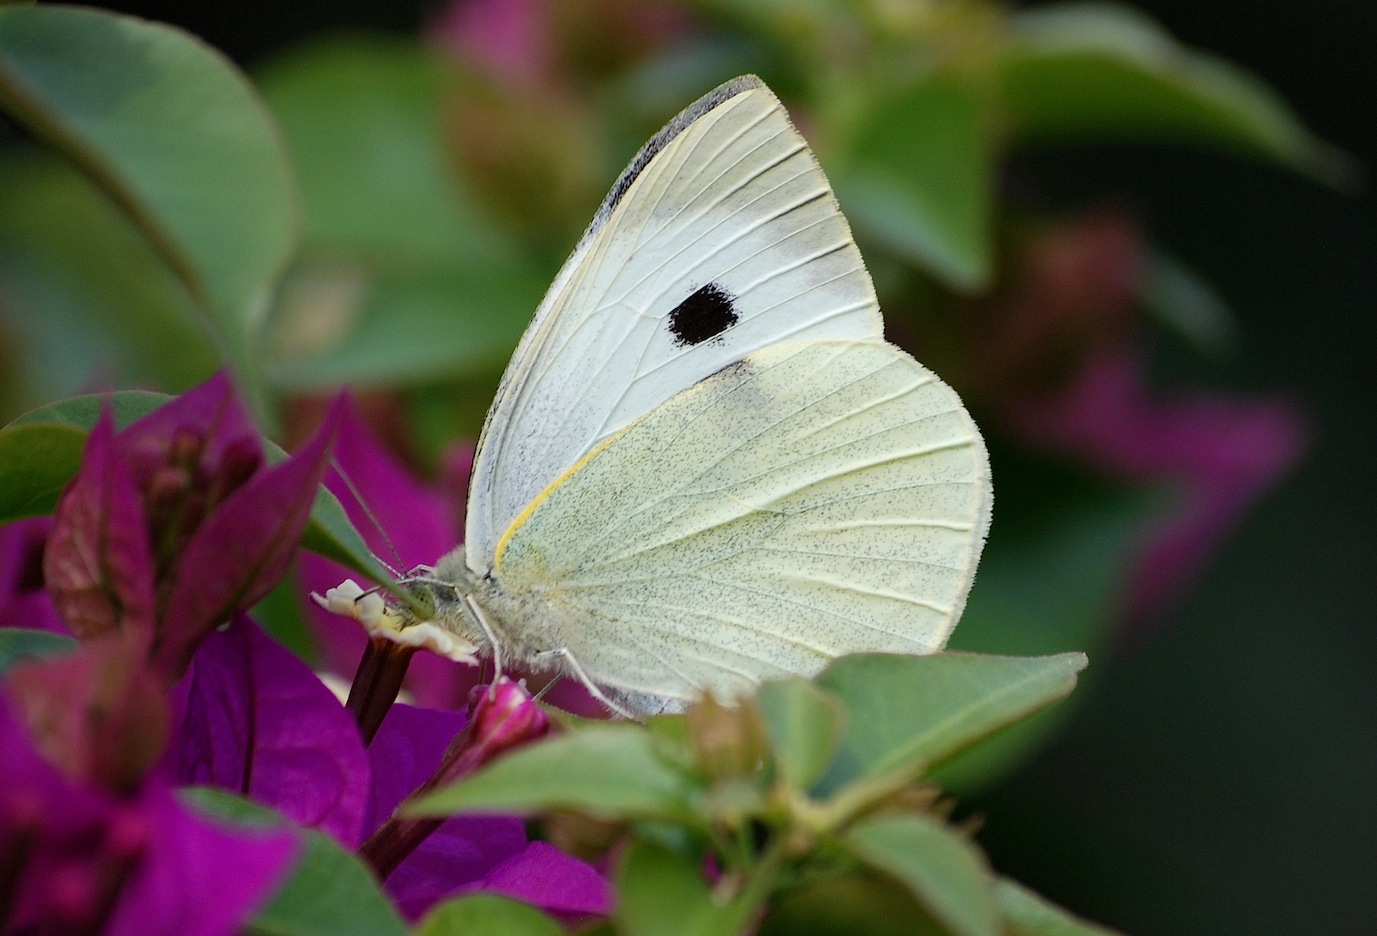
599,75,770,221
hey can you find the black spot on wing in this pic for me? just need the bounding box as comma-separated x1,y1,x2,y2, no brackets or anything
668,283,739,346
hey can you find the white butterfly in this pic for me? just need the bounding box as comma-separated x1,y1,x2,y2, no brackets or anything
331,75,992,717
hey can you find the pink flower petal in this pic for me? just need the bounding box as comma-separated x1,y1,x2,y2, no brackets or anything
104,781,299,936
476,841,613,918
0,695,297,936
178,617,371,846
157,398,342,677
0,516,67,635
119,372,260,494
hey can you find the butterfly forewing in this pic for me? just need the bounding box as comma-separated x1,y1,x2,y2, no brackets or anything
492,341,992,705
465,77,883,570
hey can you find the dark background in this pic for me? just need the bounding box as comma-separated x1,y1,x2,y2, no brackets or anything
41,1,1377,933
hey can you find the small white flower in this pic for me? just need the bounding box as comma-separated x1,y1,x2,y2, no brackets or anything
311,579,480,665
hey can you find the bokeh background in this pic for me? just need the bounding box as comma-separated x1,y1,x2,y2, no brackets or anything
3,2,1373,934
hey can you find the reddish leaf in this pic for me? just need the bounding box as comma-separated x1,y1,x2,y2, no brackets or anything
42,410,156,645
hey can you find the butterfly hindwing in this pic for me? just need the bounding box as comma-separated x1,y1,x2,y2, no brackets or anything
492,341,992,704
464,77,884,570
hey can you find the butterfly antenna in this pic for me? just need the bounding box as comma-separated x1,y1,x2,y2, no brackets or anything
531,674,561,703
330,455,405,579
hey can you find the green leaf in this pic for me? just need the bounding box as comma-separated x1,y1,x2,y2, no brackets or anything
251,832,408,936
616,840,757,936
407,724,698,821
0,154,217,414
8,391,172,431
255,37,510,267
268,265,539,391
182,788,407,936
836,79,994,291
755,677,845,790
999,3,1355,186
296,483,397,588
416,894,564,936
814,652,1086,794
842,815,998,936
0,6,297,412
255,37,543,389
759,874,949,936
0,392,169,521
0,392,393,586
0,629,77,674
996,878,1124,936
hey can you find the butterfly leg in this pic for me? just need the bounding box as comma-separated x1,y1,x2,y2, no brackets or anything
462,593,506,681
535,647,638,721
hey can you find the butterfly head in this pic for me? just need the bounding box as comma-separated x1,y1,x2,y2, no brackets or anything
312,576,482,665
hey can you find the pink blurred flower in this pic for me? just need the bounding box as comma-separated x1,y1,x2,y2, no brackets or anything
431,0,554,90
1005,341,1306,629
429,0,696,91
1,650,298,936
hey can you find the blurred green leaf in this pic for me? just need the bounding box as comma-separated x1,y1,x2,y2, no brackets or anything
0,392,393,586
183,787,408,936
0,629,77,675
7,391,171,431
0,154,217,416
1143,249,1236,354
814,652,1086,795
0,391,167,521
268,266,538,391
256,37,511,267
250,572,318,662
407,724,698,821
836,79,994,291
999,2,1355,186
842,814,998,936
416,894,564,936
251,831,408,936
0,5,297,413
616,840,758,936
255,37,543,389
755,677,845,790
759,874,949,936
996,878,1124,936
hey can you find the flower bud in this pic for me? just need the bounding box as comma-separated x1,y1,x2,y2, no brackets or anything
685,693,769,785
449,677,551,778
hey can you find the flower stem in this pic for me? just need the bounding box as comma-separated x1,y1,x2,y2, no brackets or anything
346,636,415,745
359,678,549,880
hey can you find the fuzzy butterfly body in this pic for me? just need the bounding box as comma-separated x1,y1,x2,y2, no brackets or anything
391,76,992,716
